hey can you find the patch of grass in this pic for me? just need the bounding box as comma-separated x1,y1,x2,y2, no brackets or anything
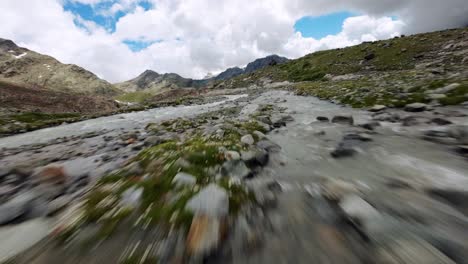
115,91,153,104
11,112,80,123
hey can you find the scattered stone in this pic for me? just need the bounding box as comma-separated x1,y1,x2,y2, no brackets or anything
224,150,241,161
448,125,468,144
256,139,281,152
255,115,272,125
430,118,452,125
359,121,381,130
240,149,269,167
331,115,354,125
431,83,460,94
173,172,197,187
402,116,430,126
369,105,387,112
221,160,251,179
428,93,447,100
404,103,427,112
0,192,36,224
144,136,162,147
241,134,255,145
253,130,266,140
339,194,382,235
317,116,329,122
373,112,400,122
343,133,373,142
186,184,229,217
120,187,143,207
331,140,357,158
35,166,67,185
47,195,72,216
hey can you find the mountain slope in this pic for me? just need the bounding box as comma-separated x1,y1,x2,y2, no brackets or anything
0,38,120,95
115,70,201,93
220,27,468,107
116,55,289,94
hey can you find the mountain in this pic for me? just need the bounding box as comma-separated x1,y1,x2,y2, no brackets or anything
115,70,205,93
213,55,289,81
244,55,289,74
0,38,119,95
213,67,244,81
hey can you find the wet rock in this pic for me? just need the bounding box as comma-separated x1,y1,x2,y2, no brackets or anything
186,184,229,217
255,115,272,125
369,105,387,112
343,133,372,142
359,121,381,130
221,160,251,179
144,136,162,147
456,145,468,155
339,194,382,235
430,118,452,126
186,215,226,257
271,115,294,128
241,149,269,167
448,126,468,144
331,115,354,125
120,132,138,141
321,179,359,202
0,192,36,224
317,116,329,122
431,83,460,94
373,112,400,122
331,141,357,158
253,130,266,140
172,172,197,187
256,139,281,152
224,150,241,161
428,93,447,100
402,116,430,126
427,188,468,216
404,103,428,112
241,134,255,145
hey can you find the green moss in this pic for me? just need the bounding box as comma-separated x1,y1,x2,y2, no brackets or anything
11,112,80,123
439,96,467,105
115,91,153,104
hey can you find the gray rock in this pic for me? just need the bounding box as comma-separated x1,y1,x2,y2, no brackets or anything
222,160,251,179
332,115,354,125
240,149,269,167
256,115,272,125
256,139,281,152
120,187,143,207
339,194,382,235
369,105,387,112
186,184,229,217
359,121,381,130
0,192,36,224
173,172,197,187
373,112,400,122
241,134,255,145
144,135,162,147
224,150,241,161
317,116,329,122
331,141,357,158
430,118,452,126
431,83,460,94
343,133,372,142
404,103,428,112
253,130,266,139
448,125,468,144
428,93,447,100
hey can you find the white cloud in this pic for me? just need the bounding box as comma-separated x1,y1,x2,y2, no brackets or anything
0,0,467,83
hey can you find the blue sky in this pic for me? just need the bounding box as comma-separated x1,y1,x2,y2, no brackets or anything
64,1,355,51
294,12,355,39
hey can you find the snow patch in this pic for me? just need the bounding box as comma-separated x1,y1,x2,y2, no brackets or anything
13,52,27,59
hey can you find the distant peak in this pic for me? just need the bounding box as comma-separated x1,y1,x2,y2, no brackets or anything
0,38,19,51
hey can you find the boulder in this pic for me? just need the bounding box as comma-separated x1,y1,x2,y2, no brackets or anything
221,160,251,179
369,105,387,112
332,115,354,125
431,83,460,94
256,139,281,152
35,166,67,185
316,116,329,122
186,184,229,217
331,141,357,158
144,136,162,147
253,131,266,140
359,121,381,130
343,133,372,142
373,112,400,122
404,103,427,112
241,149,269,167
0,192,36,224
430,118,452,126
224,151,241,161
339,194,382,235
241,134,255,145
448,126,468,144
172,172,197,187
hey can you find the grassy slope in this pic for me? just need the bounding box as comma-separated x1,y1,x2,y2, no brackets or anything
220,27,468,108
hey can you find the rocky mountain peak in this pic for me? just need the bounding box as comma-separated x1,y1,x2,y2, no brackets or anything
0,38,19,52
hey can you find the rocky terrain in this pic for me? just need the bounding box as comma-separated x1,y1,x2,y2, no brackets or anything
1,27,468,263
0,38,119,96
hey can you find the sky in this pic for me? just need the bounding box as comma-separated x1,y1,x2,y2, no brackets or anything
0,0,467,83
